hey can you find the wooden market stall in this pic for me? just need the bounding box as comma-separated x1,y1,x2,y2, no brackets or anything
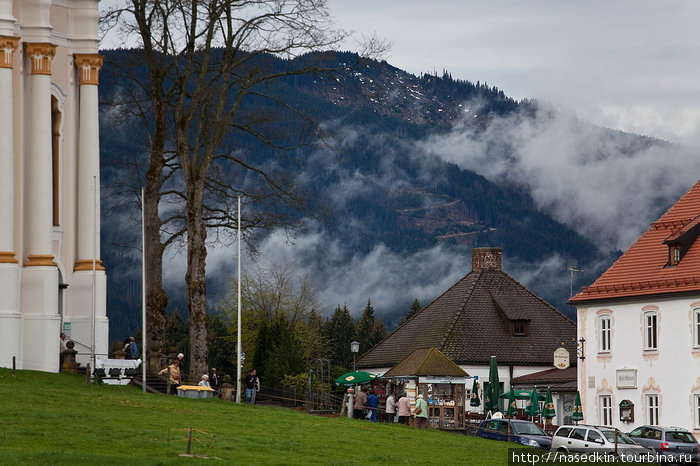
380,347,469,430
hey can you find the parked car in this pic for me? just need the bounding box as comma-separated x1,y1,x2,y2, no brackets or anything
628,425,699,464
550,425,649,459
477,418,552,449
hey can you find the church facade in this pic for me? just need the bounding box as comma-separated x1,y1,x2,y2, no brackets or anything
0,0,107,372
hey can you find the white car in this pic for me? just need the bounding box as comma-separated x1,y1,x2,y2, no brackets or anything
550,425,650,460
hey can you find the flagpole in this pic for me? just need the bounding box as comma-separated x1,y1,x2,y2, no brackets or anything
141,187,147,392
236,196,242,403
91,175,97,373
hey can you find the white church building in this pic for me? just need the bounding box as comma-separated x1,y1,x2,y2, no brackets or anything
0,0,107,372
571,178,700,436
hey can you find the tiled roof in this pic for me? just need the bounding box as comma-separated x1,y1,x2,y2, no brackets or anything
571,178,700,303
382,347,469,377
356,268,576,369
511,366,577,386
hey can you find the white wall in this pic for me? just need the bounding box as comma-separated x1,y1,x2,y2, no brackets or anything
578,294,700,437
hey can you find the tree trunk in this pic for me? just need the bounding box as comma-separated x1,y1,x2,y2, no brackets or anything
186,177,208,380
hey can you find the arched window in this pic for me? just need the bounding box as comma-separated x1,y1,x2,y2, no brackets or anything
51,95,61,226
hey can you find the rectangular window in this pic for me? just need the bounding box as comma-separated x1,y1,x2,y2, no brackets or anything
694,310,700,348
695,395,700,429
599,315,611,352
600,395,612,426
646,394,659,425
644,312,658,350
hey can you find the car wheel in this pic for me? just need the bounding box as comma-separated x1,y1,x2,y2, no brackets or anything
557,447,568,454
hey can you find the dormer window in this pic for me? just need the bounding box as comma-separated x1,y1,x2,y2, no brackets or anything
670,246,681,266
511,319,529,336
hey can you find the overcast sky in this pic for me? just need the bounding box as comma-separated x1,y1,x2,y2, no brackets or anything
328,0,700,146
100,1,700,320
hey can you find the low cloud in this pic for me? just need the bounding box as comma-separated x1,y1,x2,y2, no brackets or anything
420,101,700,251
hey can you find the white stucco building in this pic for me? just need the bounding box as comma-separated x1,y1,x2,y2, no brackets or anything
0,0,107,372
571,178,700,436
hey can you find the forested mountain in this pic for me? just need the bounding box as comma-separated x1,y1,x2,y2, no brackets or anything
98,49,683,342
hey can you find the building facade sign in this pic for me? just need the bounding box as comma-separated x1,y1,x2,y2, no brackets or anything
554,347,570,369
616,369,637,389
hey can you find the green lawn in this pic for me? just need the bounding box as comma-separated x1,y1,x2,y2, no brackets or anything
0,368,520,465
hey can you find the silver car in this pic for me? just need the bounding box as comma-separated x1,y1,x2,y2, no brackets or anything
550,425,650,460
628,425,699,464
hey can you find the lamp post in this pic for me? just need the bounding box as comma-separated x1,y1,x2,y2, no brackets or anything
351,341,359,372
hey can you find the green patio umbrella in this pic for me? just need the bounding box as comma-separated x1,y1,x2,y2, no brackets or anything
334,371,377,386
499,389,546,401
572,391,584,423
506,389,518,417
484,356,500,413
469,378,481,406
525,385,541,418
543,386,556,419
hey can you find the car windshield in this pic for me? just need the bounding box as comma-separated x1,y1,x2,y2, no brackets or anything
666,431,697,443
602,431,637,445
512,422,547,436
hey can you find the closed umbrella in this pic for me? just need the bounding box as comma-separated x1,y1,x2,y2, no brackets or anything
470,378,481,407
334,371,377,386
525,385,541,419
543,387,556,419
572,391,584,423
506,389,518,417
484,356,500,414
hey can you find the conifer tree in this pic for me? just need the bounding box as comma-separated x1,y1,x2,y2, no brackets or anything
354,299,377,356
400,298,422,325
324,305,355,368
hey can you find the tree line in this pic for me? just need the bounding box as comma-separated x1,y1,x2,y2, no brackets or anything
154,266,422,387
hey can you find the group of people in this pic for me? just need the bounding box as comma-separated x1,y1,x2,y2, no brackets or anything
157,356,260,404
354,388,429,428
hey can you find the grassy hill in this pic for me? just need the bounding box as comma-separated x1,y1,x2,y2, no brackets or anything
1,368,517,465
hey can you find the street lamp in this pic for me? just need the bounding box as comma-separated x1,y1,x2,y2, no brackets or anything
351,341,359,371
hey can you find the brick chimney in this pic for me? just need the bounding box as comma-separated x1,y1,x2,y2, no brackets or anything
471,247,502,271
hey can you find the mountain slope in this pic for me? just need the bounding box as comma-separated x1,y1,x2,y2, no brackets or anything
98,49,684,340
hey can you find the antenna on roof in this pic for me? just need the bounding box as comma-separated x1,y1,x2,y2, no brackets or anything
567,261,583,319
567,261,583,298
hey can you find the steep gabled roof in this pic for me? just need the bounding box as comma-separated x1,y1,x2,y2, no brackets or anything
357,252,576,369
382,347,469,377
571,178,700,303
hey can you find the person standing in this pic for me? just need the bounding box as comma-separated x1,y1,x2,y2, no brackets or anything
210,367,220,397
158,359,181,395
245,369,260,404
353,386,367,420
124,336,137,359
413,394,429,429
385,391,397,422
366,388,379,422
397,392,411,425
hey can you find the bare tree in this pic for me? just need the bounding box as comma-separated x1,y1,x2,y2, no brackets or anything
101,0,384,379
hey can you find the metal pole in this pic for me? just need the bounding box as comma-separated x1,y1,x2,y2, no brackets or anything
141,187,147,392
236,196,242,403
91,176,97,373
